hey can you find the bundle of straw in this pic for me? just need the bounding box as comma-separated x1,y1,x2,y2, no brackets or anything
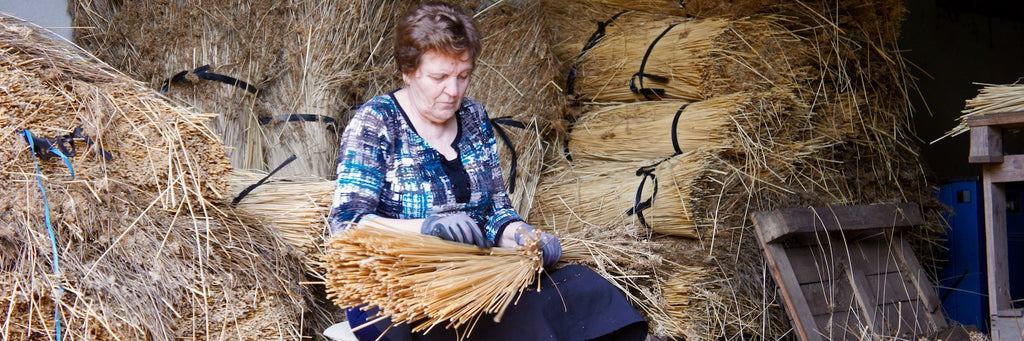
228,171,335,275
568,94,749,162
258,0,400,178
530,152,708,238
1,17,324,339
938,82,1024,141
565,14,809,103
70,0,291,171
322,225,544,336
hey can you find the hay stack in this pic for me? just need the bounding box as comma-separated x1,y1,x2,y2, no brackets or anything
530,152,709,238
0,18,326,339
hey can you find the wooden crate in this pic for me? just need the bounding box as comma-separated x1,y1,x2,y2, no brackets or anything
751,202,947,341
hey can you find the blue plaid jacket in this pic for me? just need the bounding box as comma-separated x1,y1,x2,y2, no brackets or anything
329,93,522,243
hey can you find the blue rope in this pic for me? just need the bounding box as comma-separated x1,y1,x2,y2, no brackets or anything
23,129,71,341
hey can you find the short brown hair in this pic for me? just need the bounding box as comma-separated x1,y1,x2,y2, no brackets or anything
394,2,481,75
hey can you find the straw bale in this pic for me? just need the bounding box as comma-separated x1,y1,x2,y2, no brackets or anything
530,152,709,238
567,94,749,162
0,18,331,339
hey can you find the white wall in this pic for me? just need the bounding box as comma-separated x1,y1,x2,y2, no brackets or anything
0,0,72,40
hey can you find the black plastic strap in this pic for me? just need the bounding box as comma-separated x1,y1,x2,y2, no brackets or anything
491,117,528,194
629,23,677,100
231,154,297,206
625,161,664,230
259,114,338,133
26,127,113,161
566,11,629,96
161,64,259,94
671,103,690,155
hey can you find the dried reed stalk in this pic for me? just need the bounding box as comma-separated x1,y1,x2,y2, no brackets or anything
322,225,544,336
531,152,707,238
938,82,1024,142
568,94,749,162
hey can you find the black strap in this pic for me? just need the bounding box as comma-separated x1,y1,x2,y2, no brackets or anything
26,126,113,161
491,117,528,194
566,11,629,96
160,64,259,94
671,103,690,155
625,160,665,230
231,154,298,206
629,23,677,100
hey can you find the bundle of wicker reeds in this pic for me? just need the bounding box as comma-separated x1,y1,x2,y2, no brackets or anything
1,18,326,339
530,152,708,238
323,225,545,336
568,94,750,162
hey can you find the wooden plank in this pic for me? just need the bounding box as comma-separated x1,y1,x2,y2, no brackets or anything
894,237,945,327
843,256,887,338
965,110,1024,127
981,179,1013,315
753,203,923,243
813,311,864,341
801,280,855,316
867,272,916,305
969,125,1004,163
879,301,930,338
753,221,824,341
990,316,1024,341
983,155,1024,183
787,244,842,284
850,236,900,276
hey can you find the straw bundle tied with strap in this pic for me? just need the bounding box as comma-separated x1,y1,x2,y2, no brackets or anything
322,224,547,336
566,13,805,104
531,152,707,238
567,94,749,162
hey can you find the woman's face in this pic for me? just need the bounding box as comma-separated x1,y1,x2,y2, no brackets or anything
403,50,473,125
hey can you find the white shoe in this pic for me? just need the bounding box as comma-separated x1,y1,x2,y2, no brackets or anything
324,321,359,341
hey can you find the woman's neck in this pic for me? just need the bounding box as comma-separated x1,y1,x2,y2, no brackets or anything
397,89,459,159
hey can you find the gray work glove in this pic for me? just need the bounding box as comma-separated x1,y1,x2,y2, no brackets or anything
421,213,490,248
514,224,562,268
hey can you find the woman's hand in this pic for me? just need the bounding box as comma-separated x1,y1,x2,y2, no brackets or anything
421,213,490,248
505,223,561,268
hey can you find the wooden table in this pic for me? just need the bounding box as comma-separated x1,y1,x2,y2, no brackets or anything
967,111,1024,341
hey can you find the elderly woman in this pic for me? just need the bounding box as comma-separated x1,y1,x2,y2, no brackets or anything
329,2,647,340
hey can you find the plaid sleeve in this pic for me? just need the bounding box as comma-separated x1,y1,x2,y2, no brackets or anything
477,108,523,241
328,103,390,234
